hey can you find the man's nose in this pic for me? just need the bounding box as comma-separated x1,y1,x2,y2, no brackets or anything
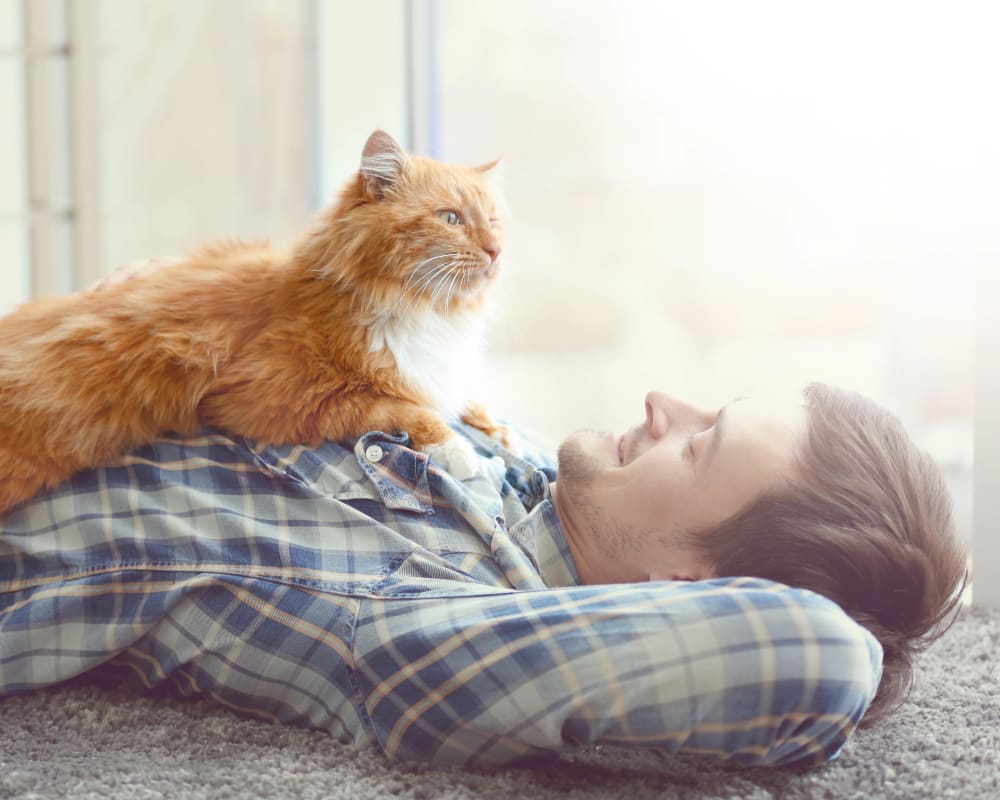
645,391,713,438
645,392,670,438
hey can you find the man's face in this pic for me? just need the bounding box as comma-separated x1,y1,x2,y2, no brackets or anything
552,391,808,583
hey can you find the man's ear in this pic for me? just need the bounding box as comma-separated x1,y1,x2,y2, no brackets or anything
648,560,717,583
360,130,408,200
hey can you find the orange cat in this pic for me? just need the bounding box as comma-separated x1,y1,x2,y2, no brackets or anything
0,130,507,515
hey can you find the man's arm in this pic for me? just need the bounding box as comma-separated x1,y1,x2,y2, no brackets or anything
353,577,882,767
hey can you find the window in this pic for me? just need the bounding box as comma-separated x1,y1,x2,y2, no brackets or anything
0,1,30,316
423,3,989,569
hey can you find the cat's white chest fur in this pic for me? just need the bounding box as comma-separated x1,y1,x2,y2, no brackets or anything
368,308,486,421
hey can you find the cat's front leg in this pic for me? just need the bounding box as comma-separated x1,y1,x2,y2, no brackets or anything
421,437,481,482
460,401,521,454
360,398,481,481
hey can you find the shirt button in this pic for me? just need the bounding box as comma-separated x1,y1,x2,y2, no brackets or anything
365,444,384,463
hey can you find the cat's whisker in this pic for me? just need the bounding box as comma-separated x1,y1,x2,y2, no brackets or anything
395,261,451,318
403,252,482,318
429,277,446,308
408,259,457,300
414,276,447,309
443,270,462,320
420,253,455,266
418,262,454,292
428,264,457,308
405,254,453,292
412,253,456,273
438,265,461,306
395,288,423,317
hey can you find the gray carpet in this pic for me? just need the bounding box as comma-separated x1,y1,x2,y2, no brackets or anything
1,606,997,800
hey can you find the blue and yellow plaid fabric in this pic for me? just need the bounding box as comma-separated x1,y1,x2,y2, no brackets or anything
0,424,882,766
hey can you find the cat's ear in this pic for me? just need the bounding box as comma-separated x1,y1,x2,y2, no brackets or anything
476,157,503,192
476,158,503,175
360,130,408,201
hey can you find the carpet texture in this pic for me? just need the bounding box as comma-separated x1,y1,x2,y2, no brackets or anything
1,605,997,800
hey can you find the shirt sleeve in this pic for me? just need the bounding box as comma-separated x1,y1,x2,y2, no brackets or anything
0,568,377,749
351,576,882,767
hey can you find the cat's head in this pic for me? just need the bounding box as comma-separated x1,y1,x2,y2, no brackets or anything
311,131,505,315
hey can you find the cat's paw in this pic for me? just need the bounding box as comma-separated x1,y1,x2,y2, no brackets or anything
493,425,525,457
424,436,481,481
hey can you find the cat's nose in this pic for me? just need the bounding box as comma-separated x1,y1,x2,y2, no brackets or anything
484,245,501,263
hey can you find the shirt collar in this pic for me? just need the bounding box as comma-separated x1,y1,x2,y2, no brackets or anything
529,497,579,587
506,470,579,588
454,422,580,587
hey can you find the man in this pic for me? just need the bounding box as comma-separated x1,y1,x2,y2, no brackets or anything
553,386,967,727
0,382,966,767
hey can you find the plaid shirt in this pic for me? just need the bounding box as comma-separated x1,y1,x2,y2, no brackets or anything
0,423,882,766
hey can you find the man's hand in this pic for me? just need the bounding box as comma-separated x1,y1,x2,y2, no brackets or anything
87,257,184,293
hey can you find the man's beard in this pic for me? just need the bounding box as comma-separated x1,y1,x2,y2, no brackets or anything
556,431,606,488
556,432,643,559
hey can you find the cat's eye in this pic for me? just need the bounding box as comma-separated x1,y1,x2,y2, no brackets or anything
436,210,462,226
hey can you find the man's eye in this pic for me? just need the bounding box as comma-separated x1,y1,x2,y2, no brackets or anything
436,210,462,225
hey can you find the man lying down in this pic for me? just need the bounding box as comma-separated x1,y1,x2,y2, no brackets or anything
0,310,967,768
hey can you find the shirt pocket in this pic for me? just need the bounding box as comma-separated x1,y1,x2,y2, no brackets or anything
243,434,434,514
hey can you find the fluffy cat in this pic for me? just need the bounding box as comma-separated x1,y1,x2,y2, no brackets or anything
0,130,507,515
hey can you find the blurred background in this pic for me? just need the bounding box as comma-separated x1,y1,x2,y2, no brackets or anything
1,1,997,588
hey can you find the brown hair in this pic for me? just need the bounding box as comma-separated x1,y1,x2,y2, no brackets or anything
691,382,968,726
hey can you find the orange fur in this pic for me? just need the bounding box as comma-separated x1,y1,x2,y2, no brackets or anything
0,131,506,515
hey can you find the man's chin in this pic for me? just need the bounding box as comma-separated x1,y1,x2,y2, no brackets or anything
557,431,612,485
